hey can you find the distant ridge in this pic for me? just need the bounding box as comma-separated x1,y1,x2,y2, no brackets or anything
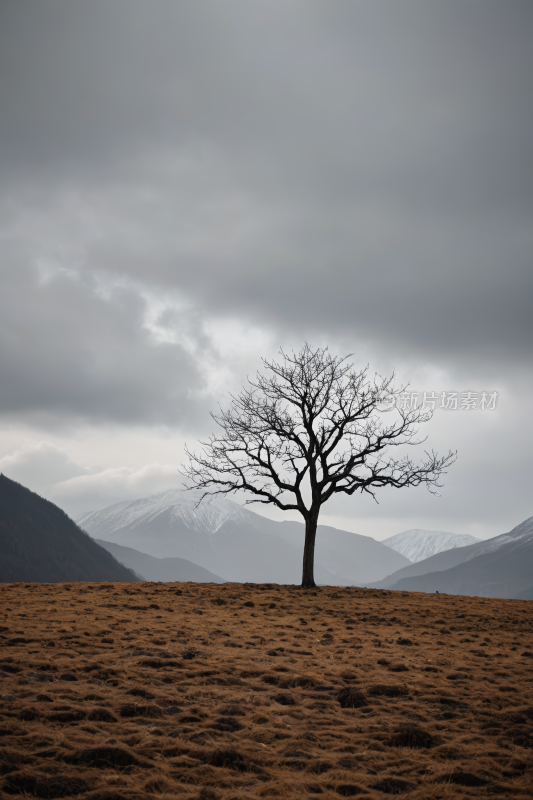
95,539,226,583
371,515,533,598
382,529,479,563
0,474,139,583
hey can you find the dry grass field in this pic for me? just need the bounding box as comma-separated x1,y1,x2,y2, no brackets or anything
1,581,532,799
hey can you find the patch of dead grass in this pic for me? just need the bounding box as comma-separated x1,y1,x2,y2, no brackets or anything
0,581,532,798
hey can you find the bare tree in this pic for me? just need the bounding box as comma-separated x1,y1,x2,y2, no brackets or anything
182,344,456,588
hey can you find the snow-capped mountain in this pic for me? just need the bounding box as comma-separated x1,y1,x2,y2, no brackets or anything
76,488,255,538
462,515,533,556
371,515,533,597
389,516,533,598
74,489,411,585
382,529,480,563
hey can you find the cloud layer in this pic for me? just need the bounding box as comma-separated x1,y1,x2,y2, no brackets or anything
0,2,531,535
0,441,179,516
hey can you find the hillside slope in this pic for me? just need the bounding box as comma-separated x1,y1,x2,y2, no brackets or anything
391,518,533,598
382,528,479,562
0,474,139,583
95,539,226,583
372,516,533,598
370,516,533,591
76,489,411,585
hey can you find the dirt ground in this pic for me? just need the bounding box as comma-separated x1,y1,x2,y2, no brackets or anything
1,581,532,799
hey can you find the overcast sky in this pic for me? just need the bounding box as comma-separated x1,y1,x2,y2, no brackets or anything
1,1,532,540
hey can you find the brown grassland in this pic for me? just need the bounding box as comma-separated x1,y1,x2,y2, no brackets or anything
1,581,532,799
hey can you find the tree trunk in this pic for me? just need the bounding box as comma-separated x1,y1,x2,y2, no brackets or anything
301,514,318,588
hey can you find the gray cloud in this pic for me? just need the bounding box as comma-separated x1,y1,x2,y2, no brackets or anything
0,440,181,515
1,1,530,371
0,260,208,428
0,1,531,534
0,441,88,496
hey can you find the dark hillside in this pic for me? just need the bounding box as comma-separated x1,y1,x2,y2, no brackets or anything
0,474,139,582
388,524,533,598
370,516,533,597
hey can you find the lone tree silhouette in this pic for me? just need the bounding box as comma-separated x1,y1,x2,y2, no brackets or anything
183,344,456,588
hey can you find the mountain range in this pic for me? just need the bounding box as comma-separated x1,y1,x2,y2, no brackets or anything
2,472,530,597
370,515,533,598
75,490,533,596
76,489,411,585
382,528,479,563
